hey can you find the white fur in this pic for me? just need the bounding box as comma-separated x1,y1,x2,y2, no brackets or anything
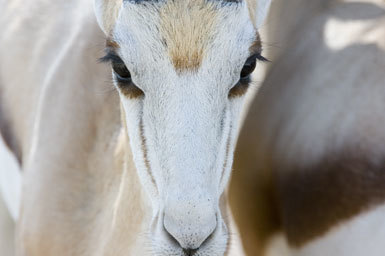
94,1,269,254
0,134,21,221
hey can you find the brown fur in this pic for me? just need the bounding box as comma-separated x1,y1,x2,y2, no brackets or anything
249,33,262,56
277,150,385,247
159,0,220,72
106,38,120,49
228,82,250,98
230,95,283,255
118,84,145,99
230,0,385,254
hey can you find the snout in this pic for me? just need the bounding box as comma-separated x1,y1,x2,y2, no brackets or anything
151,197,228,256
163,204,217,250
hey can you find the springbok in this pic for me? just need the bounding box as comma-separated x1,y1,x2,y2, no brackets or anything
0,0,272,255
229,0,385,255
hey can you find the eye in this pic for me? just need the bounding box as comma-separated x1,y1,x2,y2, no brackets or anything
229,54,267,98
240,55,258,80
100,50,144,98
110,57,144,98
112,61,131,83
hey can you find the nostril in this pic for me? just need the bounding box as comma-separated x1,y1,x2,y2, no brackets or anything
183,248,199,256
163,211,218,249
163,219,217,251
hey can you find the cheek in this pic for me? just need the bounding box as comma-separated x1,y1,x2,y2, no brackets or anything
121,97,143,131
229,96,247,130
120,97,160,200
218,97,247,190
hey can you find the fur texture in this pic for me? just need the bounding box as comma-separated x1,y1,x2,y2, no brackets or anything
230,0,385,255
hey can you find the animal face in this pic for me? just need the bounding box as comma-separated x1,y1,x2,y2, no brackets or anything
95,0,271,255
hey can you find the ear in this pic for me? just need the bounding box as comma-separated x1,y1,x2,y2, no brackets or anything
246,0,272,28
94,0,123,34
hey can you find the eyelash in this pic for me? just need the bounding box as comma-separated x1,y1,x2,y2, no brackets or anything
228,53,268,98
100,50,268,99
100,51,144,98
254,53,269,62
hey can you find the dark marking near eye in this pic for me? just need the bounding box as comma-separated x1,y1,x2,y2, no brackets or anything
229,54,267,98
100,37,120,63
250,33,263,56
100,41,144,99
229,79,250,98
106,38,120,49
229,32,268,98
117,82,145,99
99,46,122,63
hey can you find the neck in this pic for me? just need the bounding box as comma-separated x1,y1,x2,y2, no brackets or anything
97,123,153,254
85,106,152,255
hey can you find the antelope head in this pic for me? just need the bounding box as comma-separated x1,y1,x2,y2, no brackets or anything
94,0,271,255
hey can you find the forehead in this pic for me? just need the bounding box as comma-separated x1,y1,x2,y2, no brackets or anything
112,0,256,73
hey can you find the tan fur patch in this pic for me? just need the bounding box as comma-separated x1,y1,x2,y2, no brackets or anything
228,81,249,98
276,150,385,247
250,32,262,55
159,0,220,72
106,38,120,49
118,84,145,99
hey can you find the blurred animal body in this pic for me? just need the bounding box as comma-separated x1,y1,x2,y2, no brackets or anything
230,0,385,255
0,0,271,255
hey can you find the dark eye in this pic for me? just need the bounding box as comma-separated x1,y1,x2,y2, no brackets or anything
229,54,267,98
240,55,257,80
112,61,131,83
111,59,144,98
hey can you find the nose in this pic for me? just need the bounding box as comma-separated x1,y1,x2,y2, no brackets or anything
163,202,217,250
183,248,199,256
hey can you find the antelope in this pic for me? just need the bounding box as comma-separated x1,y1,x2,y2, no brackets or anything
0,0,272,255
229,0,385,255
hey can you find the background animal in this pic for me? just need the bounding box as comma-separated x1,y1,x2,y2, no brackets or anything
230,0,385,255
